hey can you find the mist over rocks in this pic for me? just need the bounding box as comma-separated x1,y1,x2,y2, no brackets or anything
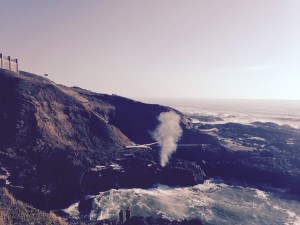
154,111,182,167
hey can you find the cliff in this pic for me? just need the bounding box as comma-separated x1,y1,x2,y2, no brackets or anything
0,69,215,210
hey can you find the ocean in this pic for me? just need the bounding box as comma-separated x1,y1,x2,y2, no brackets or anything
65,99,300,225
139,99,300,129
65,179,300,225
96,179,300,225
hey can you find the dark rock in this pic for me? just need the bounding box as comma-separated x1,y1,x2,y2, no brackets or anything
78,196,94,215
0,178,6,187
121,216,203,225
194,121,300,194
181,219,203,225
0,70,210,209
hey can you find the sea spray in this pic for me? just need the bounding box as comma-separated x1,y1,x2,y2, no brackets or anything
154,111,182,167
83,179,300,225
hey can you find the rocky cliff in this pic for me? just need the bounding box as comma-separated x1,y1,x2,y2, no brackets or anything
0,69,216,211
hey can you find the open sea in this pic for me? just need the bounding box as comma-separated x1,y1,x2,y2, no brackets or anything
139,99,300,129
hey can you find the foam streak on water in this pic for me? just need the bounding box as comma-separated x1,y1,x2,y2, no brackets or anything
82,179,300,225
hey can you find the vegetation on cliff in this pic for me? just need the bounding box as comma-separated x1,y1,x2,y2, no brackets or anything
0,187,67,225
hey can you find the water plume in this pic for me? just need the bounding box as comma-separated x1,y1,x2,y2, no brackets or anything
154,111,182,167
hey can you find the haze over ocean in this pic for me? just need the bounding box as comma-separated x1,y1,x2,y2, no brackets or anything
138,98,300,128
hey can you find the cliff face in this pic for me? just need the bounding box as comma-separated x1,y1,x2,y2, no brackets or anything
0,69,214,209
0,70,131,152
0,70,209,152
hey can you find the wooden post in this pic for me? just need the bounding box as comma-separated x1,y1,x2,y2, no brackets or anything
15,59,19,73
8,56,11,71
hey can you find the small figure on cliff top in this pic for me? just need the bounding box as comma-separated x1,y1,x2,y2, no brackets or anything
126,207,131,221
119,209,124,224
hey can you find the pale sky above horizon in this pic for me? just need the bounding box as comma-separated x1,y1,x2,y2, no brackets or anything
1,0,300,100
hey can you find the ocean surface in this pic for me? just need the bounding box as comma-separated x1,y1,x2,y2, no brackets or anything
138,99,300,128
65,179,300,225
65,99,300,225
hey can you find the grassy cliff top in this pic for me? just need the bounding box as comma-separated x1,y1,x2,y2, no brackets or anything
0,187,67,225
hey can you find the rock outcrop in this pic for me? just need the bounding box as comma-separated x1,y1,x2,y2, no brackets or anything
0,69,213,210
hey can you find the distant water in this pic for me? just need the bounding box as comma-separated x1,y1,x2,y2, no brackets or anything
65,179,300,225
138,99,300,128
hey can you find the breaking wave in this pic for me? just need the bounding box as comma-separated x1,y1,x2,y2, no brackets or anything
65,179,300,225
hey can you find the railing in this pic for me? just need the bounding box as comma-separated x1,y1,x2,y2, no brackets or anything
0,53,18,73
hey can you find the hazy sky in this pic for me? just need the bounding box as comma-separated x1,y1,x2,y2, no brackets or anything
1,0,300,99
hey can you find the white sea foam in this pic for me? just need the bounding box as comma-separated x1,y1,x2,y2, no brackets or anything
109,164,124,171
286,139,295,145
91,165,107,172
272,205,300,225
248,137,266,142
255,189,268,200
63,202,80,219
90,164,124,172
284,210,300,225
76,179,300,225
90,184,214,221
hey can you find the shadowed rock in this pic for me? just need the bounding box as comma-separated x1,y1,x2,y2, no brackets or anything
0,70,212,210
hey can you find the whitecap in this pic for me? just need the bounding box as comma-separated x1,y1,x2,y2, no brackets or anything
63,202,80,219
255,189,268,200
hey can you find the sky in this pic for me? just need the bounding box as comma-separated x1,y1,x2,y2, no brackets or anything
0,0,300,100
